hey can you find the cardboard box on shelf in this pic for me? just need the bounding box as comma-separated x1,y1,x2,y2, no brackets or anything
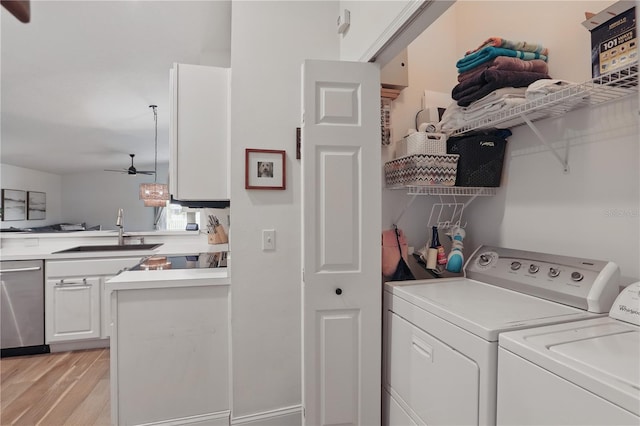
582,1,637,78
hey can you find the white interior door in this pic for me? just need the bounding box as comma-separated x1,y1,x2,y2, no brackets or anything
301,59,381,426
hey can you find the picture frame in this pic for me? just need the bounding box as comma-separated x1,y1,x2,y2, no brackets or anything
245,149,286,190
27,191,46,220
1,189,27,221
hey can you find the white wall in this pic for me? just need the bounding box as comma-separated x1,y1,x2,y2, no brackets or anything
469,96,639,283
455,1,639,283
229,0,339,419
385,1,639,282
339,0,416,61
382,5,460,252
0,163,62,229
61,162,169,231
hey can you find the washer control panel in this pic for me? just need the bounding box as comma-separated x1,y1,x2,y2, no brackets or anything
466,245,620,313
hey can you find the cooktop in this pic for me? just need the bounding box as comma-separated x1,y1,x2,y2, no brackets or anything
130,252,227,271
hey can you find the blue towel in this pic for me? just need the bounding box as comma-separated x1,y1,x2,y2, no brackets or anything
457,46,548,73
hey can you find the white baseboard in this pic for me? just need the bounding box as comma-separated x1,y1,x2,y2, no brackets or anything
231,405,302,426
138,410,230,426
48,338,109,352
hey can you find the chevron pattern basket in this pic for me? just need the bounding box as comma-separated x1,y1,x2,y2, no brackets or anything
384,154,459,187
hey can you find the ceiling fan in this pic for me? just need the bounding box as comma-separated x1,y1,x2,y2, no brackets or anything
104,154,155,175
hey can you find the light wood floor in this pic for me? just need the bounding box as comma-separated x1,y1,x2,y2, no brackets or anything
1,349,110,426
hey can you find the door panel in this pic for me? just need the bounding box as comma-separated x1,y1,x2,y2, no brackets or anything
315,82,360,125
315,147,360,271
302,59,381,426
318,310,359,425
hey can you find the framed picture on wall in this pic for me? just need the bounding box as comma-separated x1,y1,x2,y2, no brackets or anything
1,189,27,221
27,191,46,220
245,149,286,190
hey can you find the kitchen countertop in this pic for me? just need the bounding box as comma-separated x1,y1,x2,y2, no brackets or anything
0,230,228,261
106,268,230,291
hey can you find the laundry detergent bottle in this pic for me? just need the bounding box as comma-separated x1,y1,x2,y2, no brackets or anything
445,226,466,273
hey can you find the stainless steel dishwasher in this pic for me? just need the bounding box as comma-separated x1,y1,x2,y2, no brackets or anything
1,260,49,357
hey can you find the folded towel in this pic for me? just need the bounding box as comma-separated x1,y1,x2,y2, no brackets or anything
458,57,549,82
465,37,549,57
439,101,465,133
456,46,548,73
525,79,578,100
463,87,527,112
452,69,551,107
463,97,527,121
453,69,548,100
438,97,529,134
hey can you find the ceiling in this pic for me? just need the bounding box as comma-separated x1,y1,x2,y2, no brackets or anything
1,0,231,175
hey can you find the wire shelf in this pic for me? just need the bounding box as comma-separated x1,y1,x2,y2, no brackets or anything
451,62,638,136
386,185,498,196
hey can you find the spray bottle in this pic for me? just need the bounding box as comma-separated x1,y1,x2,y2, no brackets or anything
445,226,465,273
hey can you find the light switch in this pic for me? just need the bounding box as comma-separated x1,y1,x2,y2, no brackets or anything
262,229,276,251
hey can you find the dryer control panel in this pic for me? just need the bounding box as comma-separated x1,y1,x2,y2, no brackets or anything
465,245,620,313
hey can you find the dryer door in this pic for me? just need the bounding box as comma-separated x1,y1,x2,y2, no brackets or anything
388,312,479,425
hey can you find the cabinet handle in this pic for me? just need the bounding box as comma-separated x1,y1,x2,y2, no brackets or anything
55,278,88,287
335,288,342,295
412,337,433,362
55,285,90,290
0,266,42,273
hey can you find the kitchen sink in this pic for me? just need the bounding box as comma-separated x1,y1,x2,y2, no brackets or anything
53,243,163,254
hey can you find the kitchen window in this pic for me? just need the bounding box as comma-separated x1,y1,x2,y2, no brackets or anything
161,203,200,231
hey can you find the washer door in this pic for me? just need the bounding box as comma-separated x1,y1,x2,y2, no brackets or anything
388,312,479,425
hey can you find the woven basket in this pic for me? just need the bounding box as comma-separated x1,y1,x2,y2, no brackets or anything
384,154,459,187
396,132,447,158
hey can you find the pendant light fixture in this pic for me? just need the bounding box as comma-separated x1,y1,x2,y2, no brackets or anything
139,105,169,207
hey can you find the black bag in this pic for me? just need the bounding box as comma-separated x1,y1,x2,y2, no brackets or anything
447,129,511,187
390,227,415,281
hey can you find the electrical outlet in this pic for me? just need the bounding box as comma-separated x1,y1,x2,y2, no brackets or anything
262,229,276,251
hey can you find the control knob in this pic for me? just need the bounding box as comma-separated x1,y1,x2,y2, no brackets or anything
478,254,492,266
548,267,560,278
528,264,539,274
510,261,522,271
571,272,584,282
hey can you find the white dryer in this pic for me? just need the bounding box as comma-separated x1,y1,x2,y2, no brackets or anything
497,282,640,425
383,245,621,426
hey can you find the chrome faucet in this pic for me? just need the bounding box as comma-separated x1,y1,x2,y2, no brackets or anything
116,208,125,245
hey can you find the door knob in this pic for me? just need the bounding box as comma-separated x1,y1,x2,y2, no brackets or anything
335,288,342,295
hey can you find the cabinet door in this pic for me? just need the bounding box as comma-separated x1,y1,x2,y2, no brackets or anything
170,63,230,201
113,285,230,425
45,277,100,342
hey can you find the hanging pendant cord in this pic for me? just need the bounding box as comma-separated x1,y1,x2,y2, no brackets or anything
150,104,158,183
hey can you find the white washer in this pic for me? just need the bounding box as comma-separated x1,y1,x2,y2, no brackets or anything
497,282,640,425
383,245,621,426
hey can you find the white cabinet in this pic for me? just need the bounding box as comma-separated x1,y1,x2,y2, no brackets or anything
45,257,142,347
109,276,230,425
45,277,100,342
170,63,230,201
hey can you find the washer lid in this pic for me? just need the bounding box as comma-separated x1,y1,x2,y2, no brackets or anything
499,317,640,416
387,278,598,341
